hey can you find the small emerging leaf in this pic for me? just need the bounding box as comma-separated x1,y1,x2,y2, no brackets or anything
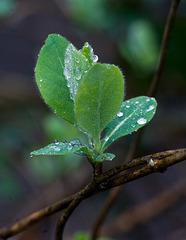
75,63,124,149
31,139,83,156
101,96,157,150
94,153,115,162
81,42,98,65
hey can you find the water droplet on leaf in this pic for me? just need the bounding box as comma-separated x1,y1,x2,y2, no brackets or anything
50,146,61,152
137,117,147,125
117,111,123,117
146,105,155,112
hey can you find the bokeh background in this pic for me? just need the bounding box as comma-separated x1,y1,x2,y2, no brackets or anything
0,0,186,239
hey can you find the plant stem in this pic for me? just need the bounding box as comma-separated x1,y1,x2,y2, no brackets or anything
55,197,82,240
55,181,97,240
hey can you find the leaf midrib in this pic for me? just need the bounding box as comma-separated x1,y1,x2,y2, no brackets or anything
102,102,144,149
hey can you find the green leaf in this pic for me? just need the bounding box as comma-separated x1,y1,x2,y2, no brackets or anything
75,63,124,150
94,153,115,162
75,146,95,157
35,34,91,125
64,43,92,101
101,96,157,150
30,139,83,156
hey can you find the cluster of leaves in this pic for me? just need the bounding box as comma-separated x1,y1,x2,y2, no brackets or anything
31,34,157,165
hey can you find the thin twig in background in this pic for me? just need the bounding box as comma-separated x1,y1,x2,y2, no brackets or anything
148,0,181,97
0,148,185,239
91,187,122,240
100,179,186,237
91,0,181,238
55,197,82,240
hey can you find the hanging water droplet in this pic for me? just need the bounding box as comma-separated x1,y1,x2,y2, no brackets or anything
93,54,98,63
137,117,147,125
117,111,123,117
30,153,33,158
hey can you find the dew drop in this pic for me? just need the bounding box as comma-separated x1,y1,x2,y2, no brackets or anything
149,158,155,166
146,105,155,112
137,117,147,125
40,79,43,82
135,101,139,104
75,67,82,80
50,146,61,152
106,64,110,69
117,111,123,117
126,105,130,108
64,44,84,101
54,147,61,152
68,145,72,150
93,54,98,63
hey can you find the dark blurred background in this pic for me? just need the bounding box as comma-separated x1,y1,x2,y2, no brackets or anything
0,0,186,239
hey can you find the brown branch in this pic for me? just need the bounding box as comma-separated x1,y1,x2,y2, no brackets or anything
96,149,179,184
0,148,185,239
105,149,186,189
0,194,76,239
55,182,97,240
55,197,83,240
